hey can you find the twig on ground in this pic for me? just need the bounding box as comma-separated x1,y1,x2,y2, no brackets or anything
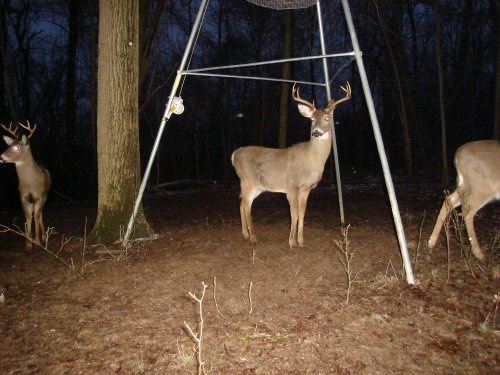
183,282,208,375
213,277,223,317
0,223,84,279
413,210,426,272
449,204,478,280
334,225,358,304
248,281,253,314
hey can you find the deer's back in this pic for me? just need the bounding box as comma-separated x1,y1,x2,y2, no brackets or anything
231,142,328,191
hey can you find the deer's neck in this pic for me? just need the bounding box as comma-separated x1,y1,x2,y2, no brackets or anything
308,134,332,162
15,152,37,175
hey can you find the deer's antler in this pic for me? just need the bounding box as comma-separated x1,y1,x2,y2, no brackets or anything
292,83,316,110
326,81,351,112
1,122,18,138
17,120,37,138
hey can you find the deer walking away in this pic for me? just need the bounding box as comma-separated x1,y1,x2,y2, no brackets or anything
1,121,51,248
232,82,351,247
428,140,500,260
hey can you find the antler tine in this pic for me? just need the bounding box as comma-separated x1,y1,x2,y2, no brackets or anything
17,120,37,138
1,122,19,138
292,83,316,110
326,81,352,111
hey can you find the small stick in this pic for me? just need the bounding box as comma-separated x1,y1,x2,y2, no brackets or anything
413,210,426,272
248,282,253,314
0,224,83,279
183,282,207,375
213,277,223,317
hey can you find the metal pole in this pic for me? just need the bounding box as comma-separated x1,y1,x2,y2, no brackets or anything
340,0,415,284
184,52,355,73
123,0,210,245
316,0,345,225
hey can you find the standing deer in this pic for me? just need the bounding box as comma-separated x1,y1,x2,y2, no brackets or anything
428,140,500,260
1,122,51,248
232,82,351,247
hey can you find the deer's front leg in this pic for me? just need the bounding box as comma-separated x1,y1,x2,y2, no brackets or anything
287,190,299,247
22,198,34,249
33,201,44,246
297,189,311,247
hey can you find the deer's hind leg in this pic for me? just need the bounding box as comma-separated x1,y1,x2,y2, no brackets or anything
461,189,493,261
428,190,460,249
239,186,259,244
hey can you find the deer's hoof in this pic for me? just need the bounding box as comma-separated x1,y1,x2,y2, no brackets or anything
427,237,436,249
471,246,485,261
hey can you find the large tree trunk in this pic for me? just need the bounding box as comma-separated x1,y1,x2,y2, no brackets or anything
90,0,152,244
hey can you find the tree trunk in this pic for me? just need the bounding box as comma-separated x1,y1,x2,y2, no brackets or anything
86,0,98,167
493,0,500,140
0,0,7,120
435,5,449,185
90,0,152,244
374,1,412,174
139,0,166,92
65,0,78,145
278,9,292,148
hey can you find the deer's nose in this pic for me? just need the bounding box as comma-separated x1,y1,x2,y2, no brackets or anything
312,129,323,138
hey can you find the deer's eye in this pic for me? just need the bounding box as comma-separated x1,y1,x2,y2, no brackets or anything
12,145,20,152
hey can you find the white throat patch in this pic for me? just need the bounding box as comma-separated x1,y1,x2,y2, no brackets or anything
317,132,330,141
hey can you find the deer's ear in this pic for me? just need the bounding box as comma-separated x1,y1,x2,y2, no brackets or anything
297,103,314,118
3,135,14,145
21,135,29,145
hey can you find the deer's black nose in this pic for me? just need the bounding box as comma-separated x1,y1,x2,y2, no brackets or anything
312,130,323,138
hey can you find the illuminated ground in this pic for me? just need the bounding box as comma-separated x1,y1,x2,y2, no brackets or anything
1,180,498,374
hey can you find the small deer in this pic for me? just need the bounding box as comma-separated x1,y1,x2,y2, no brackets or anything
1,121,51,248
232,82,351,247
428,140,500,260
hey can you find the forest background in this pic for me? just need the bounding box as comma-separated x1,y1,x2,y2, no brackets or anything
0,0,498,210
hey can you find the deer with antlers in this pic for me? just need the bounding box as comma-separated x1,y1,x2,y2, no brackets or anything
231,82,351,247
1,121,51,248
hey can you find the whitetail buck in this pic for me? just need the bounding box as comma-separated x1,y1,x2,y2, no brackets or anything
232,82,351,247
1,122,51,248
428,140,500,260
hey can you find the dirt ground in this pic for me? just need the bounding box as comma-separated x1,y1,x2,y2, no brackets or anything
0,179,499,374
